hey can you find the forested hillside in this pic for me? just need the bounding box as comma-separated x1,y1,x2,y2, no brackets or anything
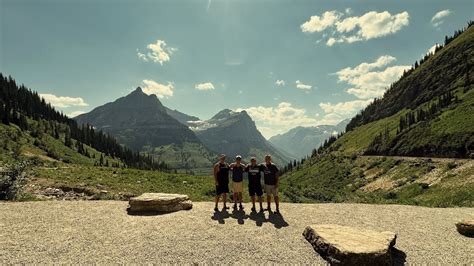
280,22,474,207
341,22,474,158
347,21,473,131
0,74,165,170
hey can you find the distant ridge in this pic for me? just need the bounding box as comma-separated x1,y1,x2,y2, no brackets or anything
269,119,349,158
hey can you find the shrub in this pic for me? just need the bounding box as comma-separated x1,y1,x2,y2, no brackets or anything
446,162,457,170
0,162,29,200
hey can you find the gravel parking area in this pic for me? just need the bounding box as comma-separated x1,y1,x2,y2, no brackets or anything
0,201,473,264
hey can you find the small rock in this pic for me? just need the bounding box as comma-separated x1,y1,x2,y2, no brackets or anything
456,220,474,237
182,181,188,185
100,190,108,195
303,224,397,265
128,193,193,213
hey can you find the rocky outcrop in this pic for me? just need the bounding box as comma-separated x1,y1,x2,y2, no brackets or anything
456,220,474,237
303,224,397,265
127,193,193,213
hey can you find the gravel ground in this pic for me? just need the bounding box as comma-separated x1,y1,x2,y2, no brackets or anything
0,201,473,264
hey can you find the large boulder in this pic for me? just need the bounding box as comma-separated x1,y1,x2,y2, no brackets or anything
128,193,193,213
456,220,474,237
303,224,397,266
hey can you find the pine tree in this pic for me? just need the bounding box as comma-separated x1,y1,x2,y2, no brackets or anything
64,127,72,147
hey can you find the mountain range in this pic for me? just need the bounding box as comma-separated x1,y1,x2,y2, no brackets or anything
193,109,292,165
269,119,349,158
75,88,291,168
75,88,201,151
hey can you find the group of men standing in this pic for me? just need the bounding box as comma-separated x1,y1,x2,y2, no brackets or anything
213,154,280,214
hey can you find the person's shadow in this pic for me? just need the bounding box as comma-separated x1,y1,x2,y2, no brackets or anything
230,208,248,225
248,210,266,227
211,209,230,224
392,247,407,266
267,211,289,229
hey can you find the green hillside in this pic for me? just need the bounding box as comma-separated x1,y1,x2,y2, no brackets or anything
338,23,473,157
279,23,474,207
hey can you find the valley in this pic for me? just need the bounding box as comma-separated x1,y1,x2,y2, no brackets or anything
1,22,473,209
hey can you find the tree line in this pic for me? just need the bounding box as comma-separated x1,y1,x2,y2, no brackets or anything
346,20,473,132
0,73,167,170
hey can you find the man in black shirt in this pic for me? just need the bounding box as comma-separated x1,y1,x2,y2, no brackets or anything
213,154,230,211
245,157,264,212
229,155,245,210
262,154,280,213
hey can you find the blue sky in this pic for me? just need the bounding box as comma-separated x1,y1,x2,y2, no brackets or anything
1,0,473,138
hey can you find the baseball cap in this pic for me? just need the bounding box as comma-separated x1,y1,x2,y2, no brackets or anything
235,155,242,159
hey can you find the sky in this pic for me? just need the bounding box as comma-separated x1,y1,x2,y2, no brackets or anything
1,0,473,138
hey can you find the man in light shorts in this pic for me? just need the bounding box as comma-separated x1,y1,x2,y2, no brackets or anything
229,155,245,210
262,154,280,214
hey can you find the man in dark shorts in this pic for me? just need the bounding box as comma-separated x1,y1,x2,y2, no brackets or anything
213,154,230,211
229,155,245,210
245,157,264,212
262,154,280,214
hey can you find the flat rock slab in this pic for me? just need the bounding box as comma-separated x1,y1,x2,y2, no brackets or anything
456,220,474,237
303,224,397,266
128,193,192,213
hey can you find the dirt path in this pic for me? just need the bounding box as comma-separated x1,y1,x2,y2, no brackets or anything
361,155,472,162
0,201,473,264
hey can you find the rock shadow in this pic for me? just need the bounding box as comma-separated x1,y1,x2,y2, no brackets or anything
126,208,185,216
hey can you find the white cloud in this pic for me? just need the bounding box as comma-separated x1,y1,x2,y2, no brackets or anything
236,102,317,138
301,10,342,33
295,80,312,90
141,79,174,98
302,10,409,46
67,111,86,118
326,37,337,46
275,80,285,86
40,94,88,108
431,9,451,28
195,82,215,91
335,55,410,99
137,39,177,65
320,100,372,116
318,99,372,125
427,43,440,55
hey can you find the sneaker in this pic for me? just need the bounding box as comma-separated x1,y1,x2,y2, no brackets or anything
233,204,237,209
214,207,218,212
239,204,244,210
275,209,280,215
251,207,256,212
259,208,264,213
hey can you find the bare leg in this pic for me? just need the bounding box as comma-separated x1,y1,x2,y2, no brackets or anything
275,196,280,212
223,193,227,208
238,192,243,204
267,195,271,211
251,195,256,209
233,192,238,207
258,196,263,210
215,195,219,209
